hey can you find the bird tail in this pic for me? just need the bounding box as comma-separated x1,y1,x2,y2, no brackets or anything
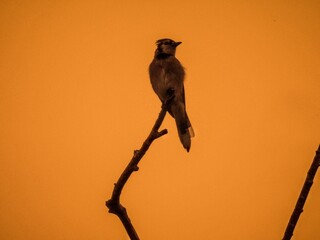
171,104,194,152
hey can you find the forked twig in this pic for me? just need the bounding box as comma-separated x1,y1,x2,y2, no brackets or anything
282,145,320,240
106,102,170,240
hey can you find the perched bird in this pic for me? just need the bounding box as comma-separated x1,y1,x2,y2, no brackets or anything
149,38,194,152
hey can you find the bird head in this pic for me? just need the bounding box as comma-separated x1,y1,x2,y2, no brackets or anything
155,38,182,57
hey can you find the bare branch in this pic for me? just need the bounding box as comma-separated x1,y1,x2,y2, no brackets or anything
106,102,169,240
282,145,320,240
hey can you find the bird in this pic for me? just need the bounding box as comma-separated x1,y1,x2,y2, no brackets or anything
149,38,194,152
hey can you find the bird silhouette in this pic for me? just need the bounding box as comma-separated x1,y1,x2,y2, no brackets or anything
149,38,194,152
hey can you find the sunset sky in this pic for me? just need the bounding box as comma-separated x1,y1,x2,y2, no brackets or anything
1,1,320,239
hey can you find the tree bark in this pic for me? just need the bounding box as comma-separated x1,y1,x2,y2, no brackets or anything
282,145,320,240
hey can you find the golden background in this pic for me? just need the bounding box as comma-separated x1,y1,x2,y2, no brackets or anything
1,1,320,239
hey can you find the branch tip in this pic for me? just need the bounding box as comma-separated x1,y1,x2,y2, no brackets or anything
133,166,139,171
159,129,168,135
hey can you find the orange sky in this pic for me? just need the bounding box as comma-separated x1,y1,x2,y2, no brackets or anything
1,1,320,239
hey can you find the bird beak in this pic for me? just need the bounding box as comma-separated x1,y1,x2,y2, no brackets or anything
174,41,182,47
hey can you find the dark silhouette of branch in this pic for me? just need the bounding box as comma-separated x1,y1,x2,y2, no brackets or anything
282,145,320,240
106,102,170,240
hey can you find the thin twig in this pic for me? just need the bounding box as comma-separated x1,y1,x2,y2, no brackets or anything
282,145,320,240
106,102,170,240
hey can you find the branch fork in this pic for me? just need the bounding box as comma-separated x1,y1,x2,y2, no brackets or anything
106,101,171,240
